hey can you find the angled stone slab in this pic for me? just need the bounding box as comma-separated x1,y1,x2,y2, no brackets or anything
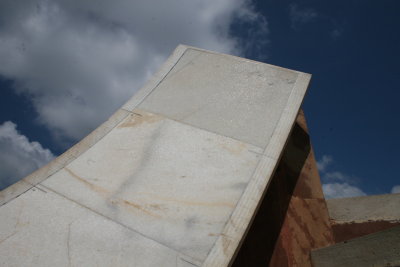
0,45,310,266
311,225,400,267
327,193,400,243
327,193,400,223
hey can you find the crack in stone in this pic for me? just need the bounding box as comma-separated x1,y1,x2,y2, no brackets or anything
67,222,73,267
0,231,17,245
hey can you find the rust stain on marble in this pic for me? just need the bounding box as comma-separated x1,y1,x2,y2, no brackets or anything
118,109,162,128
142,193,235,208
64,168,109,196
219,142,247,155
121,199,162,218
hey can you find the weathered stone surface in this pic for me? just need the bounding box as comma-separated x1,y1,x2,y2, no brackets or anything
0,186,185,267
311,225,400,267
42,109,263,261
331,220,400,243
138,48,299,149
327,193,400,224
327,193,400,243
0,45,310,266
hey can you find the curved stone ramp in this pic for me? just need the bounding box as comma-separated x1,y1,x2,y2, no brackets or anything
0,45,310,266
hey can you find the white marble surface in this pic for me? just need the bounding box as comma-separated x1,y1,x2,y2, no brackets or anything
139,48,299,148
42,109,262,261
0,45,310,266
0,186,191,267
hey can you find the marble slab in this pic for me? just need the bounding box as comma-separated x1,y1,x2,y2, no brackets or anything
42,109,263,261
0,185,193,267
138,48,299,148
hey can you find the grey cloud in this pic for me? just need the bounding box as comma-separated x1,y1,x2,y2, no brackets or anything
0,0,268,146
0,121,54,190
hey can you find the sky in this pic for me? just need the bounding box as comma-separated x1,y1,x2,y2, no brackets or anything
0,0,399,199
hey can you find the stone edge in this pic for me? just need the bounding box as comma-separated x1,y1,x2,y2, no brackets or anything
327,193,400,224
202,73,311,266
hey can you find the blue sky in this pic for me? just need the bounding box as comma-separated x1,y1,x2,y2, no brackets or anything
0,0,399,198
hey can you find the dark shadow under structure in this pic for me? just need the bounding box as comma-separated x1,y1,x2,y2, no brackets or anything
232,110,334,267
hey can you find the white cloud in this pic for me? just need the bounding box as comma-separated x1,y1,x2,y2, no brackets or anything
323,183,366,199
0,0,268,145
324,171,354,182
319,155,399,197
317,154,332,172
0,121,54,189
289,3,318,29
317,154,366,199
391,185,400,194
